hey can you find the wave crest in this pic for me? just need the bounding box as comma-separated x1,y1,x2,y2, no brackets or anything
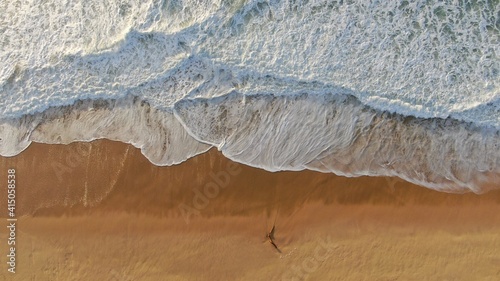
1,92,499,193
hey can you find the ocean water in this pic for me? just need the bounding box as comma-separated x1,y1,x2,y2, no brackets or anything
0,0,499,192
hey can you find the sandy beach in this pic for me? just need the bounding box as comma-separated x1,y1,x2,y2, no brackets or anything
0,139,500,280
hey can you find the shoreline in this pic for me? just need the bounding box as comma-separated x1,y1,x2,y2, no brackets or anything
2,93,498,193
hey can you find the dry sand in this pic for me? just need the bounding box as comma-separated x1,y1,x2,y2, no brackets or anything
0,139,499,280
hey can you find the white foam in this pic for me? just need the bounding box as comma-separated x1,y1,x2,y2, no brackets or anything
174,92,500,193
0,91,498,192
1,0,498,123
0,97,210,165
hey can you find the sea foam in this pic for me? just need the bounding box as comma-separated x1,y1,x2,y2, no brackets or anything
1,93,498,193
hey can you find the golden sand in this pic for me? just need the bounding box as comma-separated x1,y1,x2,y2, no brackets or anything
0,140,499,280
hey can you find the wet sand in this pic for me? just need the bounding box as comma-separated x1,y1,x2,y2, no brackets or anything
0,140,499,280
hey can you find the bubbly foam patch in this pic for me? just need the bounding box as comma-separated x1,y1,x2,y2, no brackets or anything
1,0,498,124
1,93,498,193
0,96,210,165
174,92,500,193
